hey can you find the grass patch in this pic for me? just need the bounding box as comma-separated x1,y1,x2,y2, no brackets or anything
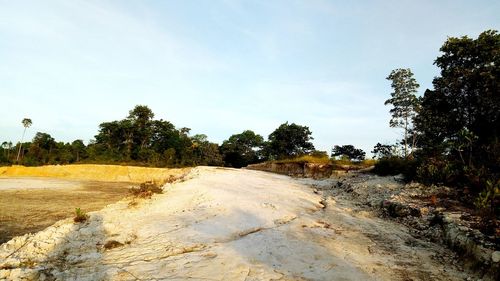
273,155,331,165
270,155,376,169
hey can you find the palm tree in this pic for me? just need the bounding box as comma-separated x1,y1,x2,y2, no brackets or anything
1,142,8,158
16,118,32,162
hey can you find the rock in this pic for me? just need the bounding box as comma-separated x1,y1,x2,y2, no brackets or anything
492,251,500,263
0,269,10,279
381,200,421,218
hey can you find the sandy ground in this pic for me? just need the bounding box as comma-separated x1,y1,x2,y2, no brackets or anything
0,178,132,244
0,167,470,280
0,165,190,184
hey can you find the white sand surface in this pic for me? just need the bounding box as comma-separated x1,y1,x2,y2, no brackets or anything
0,167,467,280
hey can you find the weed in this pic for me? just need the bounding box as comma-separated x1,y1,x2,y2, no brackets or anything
19,258,36,268
475,179,499,216
73,208,89,223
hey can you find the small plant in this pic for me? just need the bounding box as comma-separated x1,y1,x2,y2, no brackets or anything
475,180,500,215
74,208,89,223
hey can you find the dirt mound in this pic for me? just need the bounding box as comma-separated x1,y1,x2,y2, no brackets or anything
0,164,190,183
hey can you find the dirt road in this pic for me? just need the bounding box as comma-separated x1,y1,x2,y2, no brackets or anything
0,167,469,280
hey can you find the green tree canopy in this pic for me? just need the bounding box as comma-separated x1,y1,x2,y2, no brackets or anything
331,145,366,161
371,143,394,159
412,30,499,191
416,30,500,152
220,130,264,168
266,122,314,160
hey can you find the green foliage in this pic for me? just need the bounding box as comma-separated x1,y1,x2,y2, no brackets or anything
1,106,322,171
331,145,365,161
474,180,500,216
220,130,264,168
373,157,406,176
74,208,89,223
412,30,500,193
265,122,315,160
92,106,222,167
415,157,460,185
371,143,395,159
385,68,420,158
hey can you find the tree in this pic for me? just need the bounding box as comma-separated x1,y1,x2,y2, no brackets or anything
414,30,500,178
220,130,264,168
385,68,420,158
71,140,86,162
16,118,32,162
6,141,12,160
371,143,394,159
190,134,223,166
127,105,154,150
150,119,180,164
266,122,315,160
331,145,366,161
29,132,56,164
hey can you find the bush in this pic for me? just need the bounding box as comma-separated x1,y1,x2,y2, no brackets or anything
373,157,406,176
415,158,457,185
475,179,500,215
373,157,418,181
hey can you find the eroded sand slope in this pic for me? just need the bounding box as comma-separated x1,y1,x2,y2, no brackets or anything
0,165,189,183
0,167,467,280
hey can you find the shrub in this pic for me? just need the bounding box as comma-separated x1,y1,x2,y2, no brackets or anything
129,181,163,198
373,157,418,181
415,158,460,185
373,157,406,176
475,179,500,215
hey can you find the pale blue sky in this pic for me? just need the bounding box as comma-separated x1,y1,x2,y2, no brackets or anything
1,0,499,154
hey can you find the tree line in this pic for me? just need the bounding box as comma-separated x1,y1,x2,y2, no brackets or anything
375,30,499,218
2,105,353,167
2,30,497,205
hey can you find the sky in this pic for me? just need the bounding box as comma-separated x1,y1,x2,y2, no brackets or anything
1,0,499,155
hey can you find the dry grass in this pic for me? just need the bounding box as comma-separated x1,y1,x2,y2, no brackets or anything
129,181,163,198
0,179,131,244
0,164,190,184
0,164,192,242
273,155,331,165
273,156,376,168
